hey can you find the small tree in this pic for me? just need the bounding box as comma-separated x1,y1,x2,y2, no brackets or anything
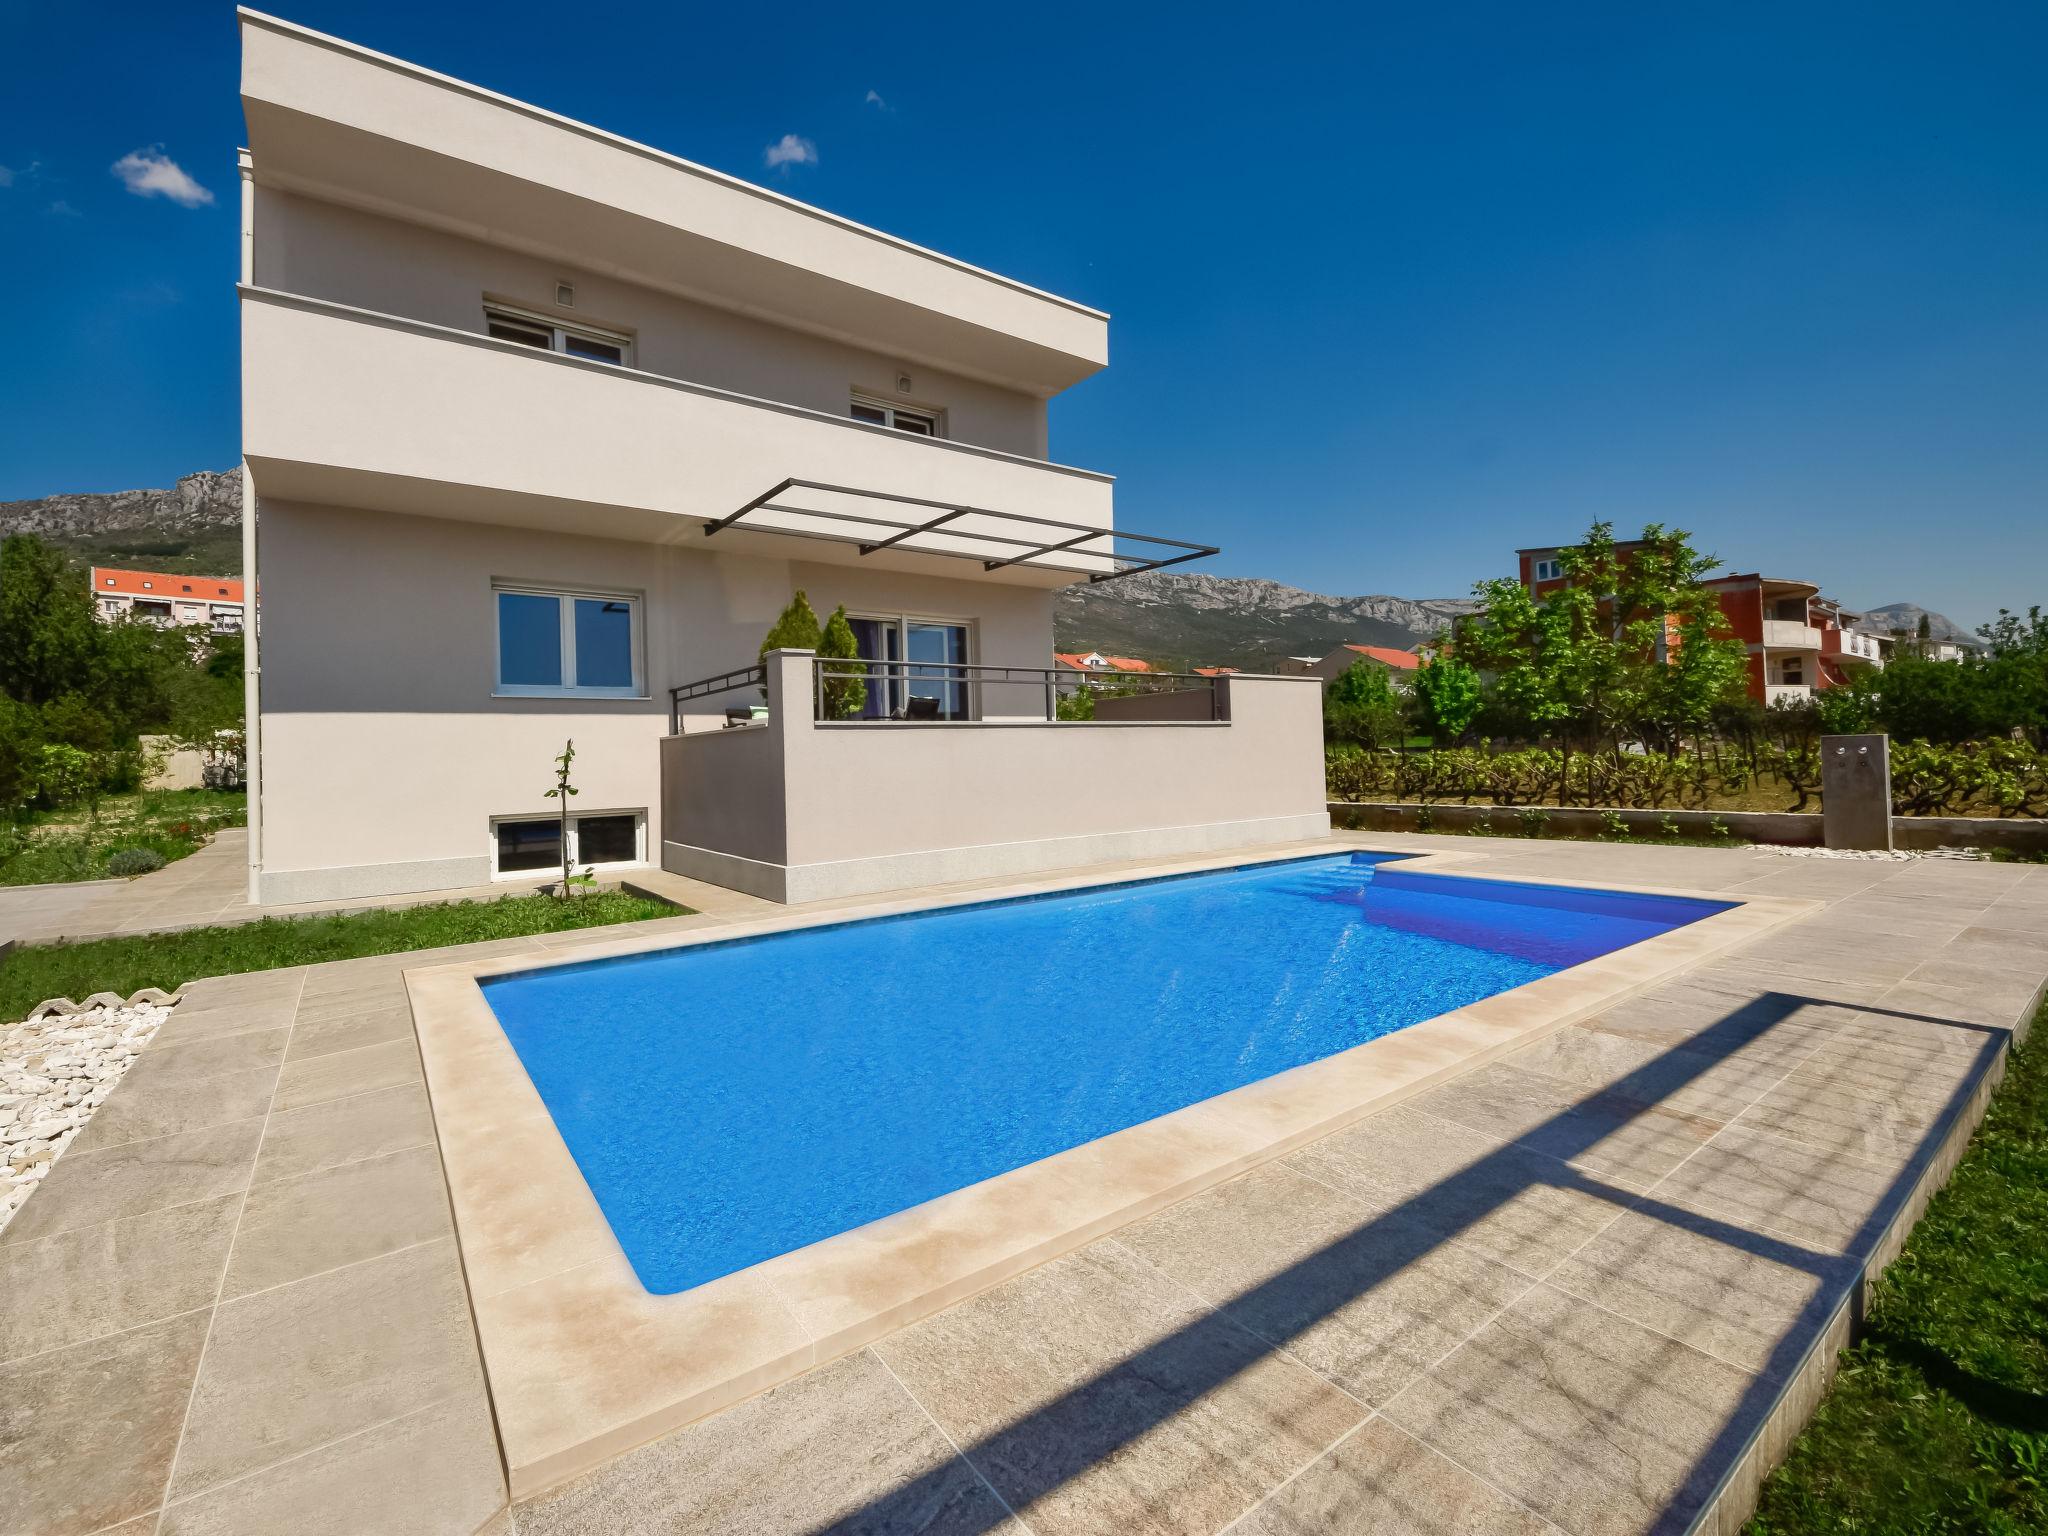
542,738,587,897
816,605,868,719
1411,654,1484,744
759,590,823,659
1324,659,1405,748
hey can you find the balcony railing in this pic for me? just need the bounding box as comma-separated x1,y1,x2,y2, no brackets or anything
668,658,1219,731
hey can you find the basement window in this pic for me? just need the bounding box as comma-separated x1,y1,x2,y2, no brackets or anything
493,810,645,876
484,303,632,366
851,393,941,437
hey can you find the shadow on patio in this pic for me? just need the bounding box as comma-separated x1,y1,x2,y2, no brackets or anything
781,991,2009,1536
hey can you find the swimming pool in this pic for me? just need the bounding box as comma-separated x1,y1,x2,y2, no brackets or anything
481,853,1727,1294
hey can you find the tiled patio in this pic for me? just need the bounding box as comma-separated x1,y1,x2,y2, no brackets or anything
2,834,2043,1536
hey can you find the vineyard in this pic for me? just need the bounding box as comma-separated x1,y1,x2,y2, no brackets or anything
1326,738,2048,818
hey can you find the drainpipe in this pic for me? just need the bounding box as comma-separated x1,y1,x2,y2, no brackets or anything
238,148,263,905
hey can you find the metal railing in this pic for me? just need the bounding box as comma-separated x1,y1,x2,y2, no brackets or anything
811,658,1218,724
669,658,1223,730
668,664,765,732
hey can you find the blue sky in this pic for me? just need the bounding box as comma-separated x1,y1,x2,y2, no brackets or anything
3,2,2043,626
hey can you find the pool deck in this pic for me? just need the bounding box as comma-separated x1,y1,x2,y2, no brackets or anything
4,832,2045,1535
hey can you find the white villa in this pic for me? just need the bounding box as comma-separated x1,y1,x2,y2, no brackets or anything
236,10,1326,906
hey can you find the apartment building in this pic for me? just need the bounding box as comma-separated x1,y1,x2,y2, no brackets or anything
92,568,247,635
236,11,1325,905
1514,543,1891,706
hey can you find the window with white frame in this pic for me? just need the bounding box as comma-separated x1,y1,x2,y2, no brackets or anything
494,586,642,697
850,393,942,438
492,810,645,875
1532,558,1563,582
484,303,633,366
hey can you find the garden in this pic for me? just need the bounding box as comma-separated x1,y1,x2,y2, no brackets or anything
1321,522,2048,823
0,533,248,884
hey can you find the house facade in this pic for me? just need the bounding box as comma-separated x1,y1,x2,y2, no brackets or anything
236,11,1326,906
92,568,247,635
1514,544,1890,706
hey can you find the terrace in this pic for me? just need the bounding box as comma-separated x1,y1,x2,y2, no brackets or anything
4,834,2044,1536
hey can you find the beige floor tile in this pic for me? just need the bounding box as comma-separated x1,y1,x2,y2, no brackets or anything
0,1308,211,1536
513,1349,1020,1536
0,1194,239,1362
271,1037,422,1110
1381,1283,1762,1536
1544,1203,1854,1376
1407,1061,1720,1188
282,1004,414,1063
1736,1068,1947,1167
1647,1123,1904,1252
224,1143,453,1298
148,1002,298,1046
1234,1416,1555,1536
251,1081,436,1186
874,1240,1365,1536
1115,1162,1533,1406
159,1391,504,1536
168,1237,482,1501
68,1063,280,1155
0,1119,265,1246
1285,1105,1629,1277
128,1028,289,1085
1503,1025,1788,1123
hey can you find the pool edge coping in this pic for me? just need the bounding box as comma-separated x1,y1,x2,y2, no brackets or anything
400,838,1817,1500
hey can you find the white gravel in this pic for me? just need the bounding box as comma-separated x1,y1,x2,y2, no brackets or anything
1,1000,171,1234
1757,845,1985,861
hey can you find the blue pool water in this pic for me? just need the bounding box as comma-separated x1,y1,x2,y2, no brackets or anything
482,854,1726,1294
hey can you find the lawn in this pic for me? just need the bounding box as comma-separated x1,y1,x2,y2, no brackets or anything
0,889,681,1022
0,787,249,886
1746,997,2048,1535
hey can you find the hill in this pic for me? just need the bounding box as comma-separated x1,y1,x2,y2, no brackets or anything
0,470,243,577
1054,572,1480,670
1852,602,1980,647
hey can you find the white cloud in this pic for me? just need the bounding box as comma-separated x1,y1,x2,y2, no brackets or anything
0,166,12,188
111,147,214,207
864,89,890,110
46,199,80,218
763,133,818,169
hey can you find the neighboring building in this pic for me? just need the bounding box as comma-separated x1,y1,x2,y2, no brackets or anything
1054,652,1154,675
1306,643,1423,689
92,567,247,635
1192,666,1238,678
236,14,1325,905
1514,544,1891,706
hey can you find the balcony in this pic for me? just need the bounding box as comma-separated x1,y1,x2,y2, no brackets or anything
659,651,1330,902
1826,628,1886,666
1761,620,1822,650
1765,684,1814,706
242,288,1119,583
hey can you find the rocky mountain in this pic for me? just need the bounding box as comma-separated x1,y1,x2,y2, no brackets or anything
1851,602,1980,647
0,470,243,576
1055,572,1481,670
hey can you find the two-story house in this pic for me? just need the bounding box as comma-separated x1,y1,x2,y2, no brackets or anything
236,11,1326,906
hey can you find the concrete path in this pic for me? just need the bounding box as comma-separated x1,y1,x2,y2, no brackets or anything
0,835,2042,1536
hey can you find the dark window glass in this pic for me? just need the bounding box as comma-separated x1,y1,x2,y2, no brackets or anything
576,814,637,864
563,333,625,365
573,598,635,689
488,316,553,349
851,401,888,425
497,819,562,872
892,411,936,436
498,593,563,687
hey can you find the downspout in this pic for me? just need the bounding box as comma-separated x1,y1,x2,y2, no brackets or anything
238,148,263,905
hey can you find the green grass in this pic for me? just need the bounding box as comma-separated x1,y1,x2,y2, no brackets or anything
0,788,249,886
1747,998,2048,1535
0,889,681,1022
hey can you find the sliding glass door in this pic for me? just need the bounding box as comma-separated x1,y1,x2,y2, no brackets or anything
846,615,971,719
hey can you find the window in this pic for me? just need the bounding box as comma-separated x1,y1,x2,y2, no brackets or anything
1532,558,1562,582
484,303,631,366
843,614,971,720
493,811,645,875
495,586,642,697
851,393,942,438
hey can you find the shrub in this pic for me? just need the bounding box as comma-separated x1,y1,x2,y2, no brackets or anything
1600,810,1630,840
815,605,867,719
1516,806,1549,838
104,846,167,877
